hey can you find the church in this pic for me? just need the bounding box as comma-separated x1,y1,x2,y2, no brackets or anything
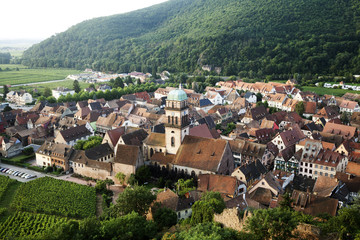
143,85,234,176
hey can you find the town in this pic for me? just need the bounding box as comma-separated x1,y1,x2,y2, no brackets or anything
1,70,360,238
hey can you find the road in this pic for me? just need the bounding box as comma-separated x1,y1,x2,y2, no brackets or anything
0,79,68,88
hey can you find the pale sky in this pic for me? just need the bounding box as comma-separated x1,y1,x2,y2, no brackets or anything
1,0,168,40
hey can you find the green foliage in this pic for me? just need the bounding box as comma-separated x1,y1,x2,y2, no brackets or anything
0,175,16,200
22,0,360,76
73,80,81,93
22,146,34,155
74,136,103,150
115,172,126,185
11,177,96,218
175,179,195,196
279,193,294,211
153,207,177,230
3,85,9,99
295,101,305,116
176,222,250,240
244,208,298,240
46,96,57,103
190,192,226,225
95,180,107,194
101,211,157,240
135,165,151,185
43,87,52,97
114,185,156,216
0,211,67,239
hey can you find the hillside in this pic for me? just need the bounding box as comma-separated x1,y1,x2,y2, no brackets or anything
22,0,360,76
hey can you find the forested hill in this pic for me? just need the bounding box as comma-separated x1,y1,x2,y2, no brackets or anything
22,0,360,77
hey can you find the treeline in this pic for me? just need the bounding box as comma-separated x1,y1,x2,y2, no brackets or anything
22,0,360,77
0,53,11,64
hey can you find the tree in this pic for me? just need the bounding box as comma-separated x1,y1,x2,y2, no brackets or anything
78,217,101,240
295,101,305,116
115,172,126,185
114,77,124,88
190,192,226,225
177,222,246,240
3,85,9,99
95,180,107,194
73,80,81,93
279,193,294,211
135,165,151,185
3,105,12,112
341,112,350,125
114,185,156,216
245,208,298,240
37,220,81,240
175,179,195,196
101,212,157,240
153,207,177,230
43,87,52,98
255,92,263,102
46,96,57,103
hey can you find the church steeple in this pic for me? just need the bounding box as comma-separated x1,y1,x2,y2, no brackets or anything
165,86,189,154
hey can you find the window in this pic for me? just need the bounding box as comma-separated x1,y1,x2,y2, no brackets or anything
171,137,175,147
320,166,323,169
315,165,318,168
325,167,328,170
331,167,334,171
315,171,318,174
325,173,328,177
320,172,323,176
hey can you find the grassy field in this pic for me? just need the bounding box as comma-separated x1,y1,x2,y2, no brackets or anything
0,64,81,86
301,86,359,96
10,79,91,93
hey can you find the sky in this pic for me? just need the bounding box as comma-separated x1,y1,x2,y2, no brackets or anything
0,0,168,41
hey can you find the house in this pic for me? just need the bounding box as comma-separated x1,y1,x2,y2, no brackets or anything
248,172,284,201
271,125,306,151
290,190,338,216
54,124,93,146
204,91,223,105
312,106,340,122
346,161,360,177
264,93,287,109
195,99,214,113
149,189,196,220
231,160,267,186
310,149,347,179
74,107,91,120
70,150,112,179
115,128,149,153
228,139,267,167
96,113,125,134
198,174,246,198
114,144,144,176
36,141,74,170
6,91,33,105
97,84,112,92
88,102,103,111
339,99,360,113
241,106,268,124
104,100,128,112
102,127,126,150
293,91,319,102
143,132,166,160
230,98,249,115
322,122,357,141
244,92,257,104
52,87,75,99
274,145,300,174
303,102,317,118
171,135,234,176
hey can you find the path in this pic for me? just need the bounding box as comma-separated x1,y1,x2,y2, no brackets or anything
0,79,68,88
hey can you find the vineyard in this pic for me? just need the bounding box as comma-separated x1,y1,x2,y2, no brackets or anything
0,211,67,239
11,177,96,218
0,175,16,200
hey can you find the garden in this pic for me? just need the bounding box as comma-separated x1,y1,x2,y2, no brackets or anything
10,177,96,218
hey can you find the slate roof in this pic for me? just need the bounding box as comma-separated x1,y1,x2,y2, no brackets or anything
84,143,113,160
120,129,148,146
237,160,267,182
89,102,102,111
199,98,213,107
250,105,268,121
114,144,140,166
197,116,216,129
313,176,339,197
151,123,165,134
279,125,306,148
59,125,92,142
